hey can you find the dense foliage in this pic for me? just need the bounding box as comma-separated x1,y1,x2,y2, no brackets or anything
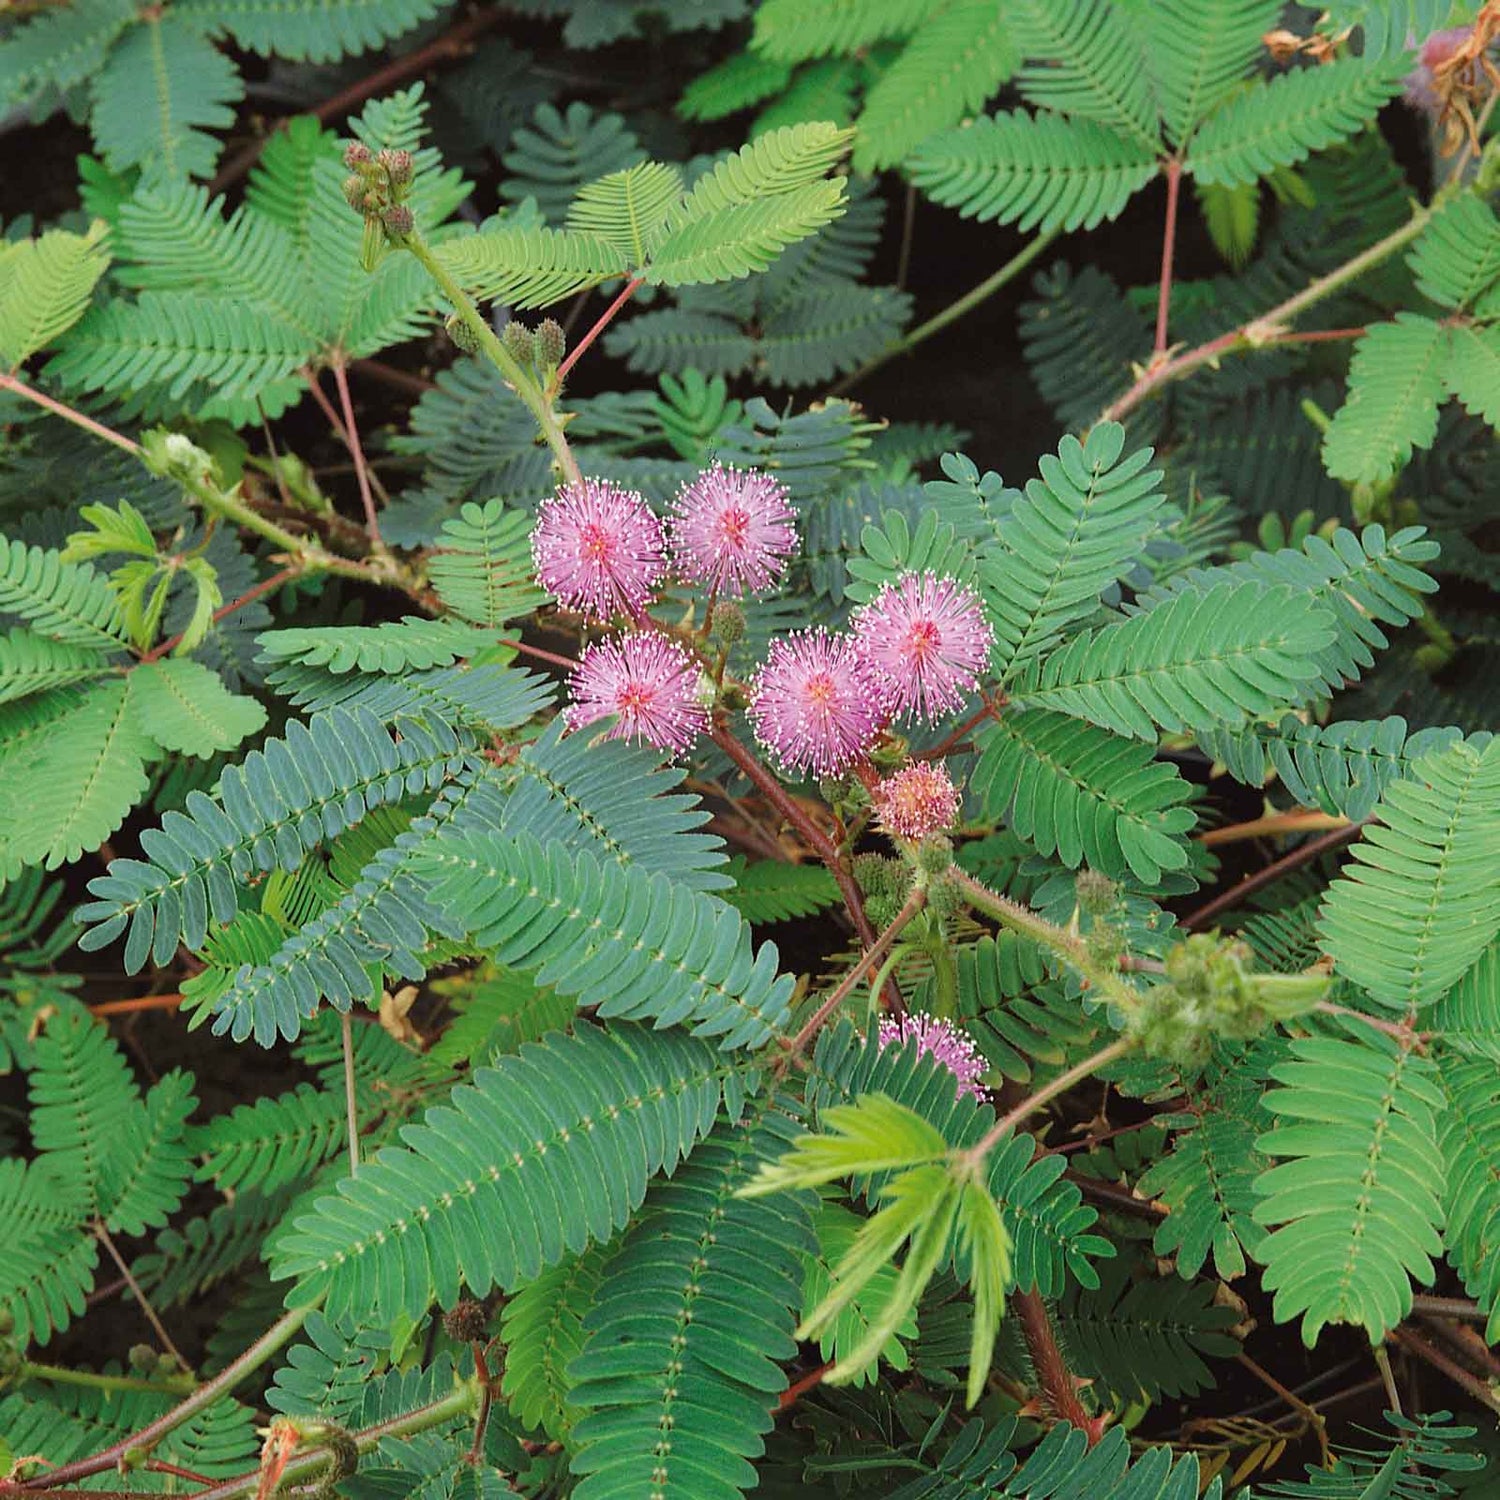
2,1,1500,1497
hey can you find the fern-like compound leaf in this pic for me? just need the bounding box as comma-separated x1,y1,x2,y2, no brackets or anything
0,1158,98,1347
1198,714,1465,822
428,499,549,627
567,161,685,265
1432,1060,1500,1347
750,0,938,61
0,0,134,112
1253,1028,1446,1345
437,224,629,309
88,15,243,180
257,618,494,675
568,1109,815,1500
910,111,1159,234
410,830,793,1051
999,1423,1219,1500
980,423,1166,680
189,1080,357,1195
127,659,267,758
76,705,473,970
721,855,840,924
0,222,111,368
970,710,1197,885
1318,737,1500,1011
1011,584,1336,743
0,539,128,649
174,0,445,61
0,628,118,705
1144,0,1280,148
265,1311,390,1420
501,101,647,225
1322,314,1451,484
1407,192,1500,312
1431,940,1500,1064
1012,0,1160,151
1185,54,1404,188
680,52,795,120
853,0,1019,172
269,1022,728,1323
501,1243,609,1440
1443,323,1500,429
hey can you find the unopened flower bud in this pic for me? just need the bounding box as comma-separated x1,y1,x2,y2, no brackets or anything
342,174,368,212
443,1298,489,1344
445,313,481,353
128,1343,158,1373
1075,869,1119,917
380,204,414,238
378,147,414,186
710,600,744,646
534,318,566,370
501,319,534,364
342,141,372,168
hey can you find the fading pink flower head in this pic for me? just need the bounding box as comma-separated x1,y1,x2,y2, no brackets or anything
877,1012,986,1100
669,463,797,597
873,761,961,842
748,627,888,778
532,478,665,620
567,632,706,756
1404,27,1470,112
852,571,993,724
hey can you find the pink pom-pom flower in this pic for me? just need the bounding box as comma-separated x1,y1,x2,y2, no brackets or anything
877,1012,986,1100
748,627,888,777
668,463,797,597
873,761,961,842
852,571,993,724
532,477,666,621
566,632,706,756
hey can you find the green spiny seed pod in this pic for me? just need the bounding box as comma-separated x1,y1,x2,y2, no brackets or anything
342,141,372,169
914,836,954,878
1075,869,1119,917
128,1343,158,1373
710,600,745,646
534,317,566,370
501,319,534,364
443,1298,489,1344
445,313,482,353
341,174,368,212
378,147,414,186
380,204,414,238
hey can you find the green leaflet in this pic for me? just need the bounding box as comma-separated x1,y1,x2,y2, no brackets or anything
269,1022,730,1324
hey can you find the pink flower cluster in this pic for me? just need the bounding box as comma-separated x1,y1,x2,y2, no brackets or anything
872,761,961,842
877,1012,986,1100
532,469,994,786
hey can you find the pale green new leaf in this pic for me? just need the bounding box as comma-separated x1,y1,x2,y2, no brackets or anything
0,629,118,705
0,223,111,368
646,183,847,285
127,660,268,758
955,1180,1010,1407
1408,192,1500,311
566,161,684,265
1010,584,1336,742
1322,315,1451,484
1186,55,1404,187
1318,738,1500,1012
436,225,628,309
1145,0,1281,147
739,1093,950,1196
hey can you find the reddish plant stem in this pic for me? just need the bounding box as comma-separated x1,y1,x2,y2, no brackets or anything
468,1344,494,1463
89,993,187,1018
511,637,579,672
1012,1290,1102,1438
710,721,877,948
556,276,645,382
1313,999,1426,1046
915,696,1002,761
1180,820,1366,931
1153,159,1182,355
208,7,503,193
1390,1324,1500,1416
141,566,300,663
145,1461,211,1484
351,357,435,397
777,1362,832,1413
331,360,384,548
0,372,140,454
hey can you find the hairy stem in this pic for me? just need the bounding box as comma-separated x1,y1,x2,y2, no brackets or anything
400,230,583,487
1012,1290,1100,1437
1198,809,1350,846
0,371,141,455
468,1343,494,1463
1181,821,1367,931
951,868,1142,1012
556,275,644,382
16,1361,195,1397
1390,1324,1500,1417
710,721,879,948
786,889,927,1058
95,1222,189,1372
331,359,386,551
340,1009,360,1176
1154,159,1182,355
831,231,1058,395
21,1305,316,1490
